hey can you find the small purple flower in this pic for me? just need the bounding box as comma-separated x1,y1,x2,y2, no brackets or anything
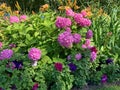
66,9,75,17
10,16,19,23
9,43,16,49
67,55,71,60
86,30,93,39
75,53,82,60
0,49,13,60
90,52,97,62
12,61,23,69
73,33,81,44
20,15,27,21
106,58,113,64
101,74,107,83
68,63,77,71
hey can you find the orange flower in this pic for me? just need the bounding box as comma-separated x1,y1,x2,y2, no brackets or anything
39,4,49,12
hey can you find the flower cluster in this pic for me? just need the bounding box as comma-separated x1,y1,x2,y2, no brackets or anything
10,15,27,23
55,16,72,28
54,62,63,72
0,49,13,60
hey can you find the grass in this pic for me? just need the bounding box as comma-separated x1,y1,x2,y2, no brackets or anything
98,85,120,90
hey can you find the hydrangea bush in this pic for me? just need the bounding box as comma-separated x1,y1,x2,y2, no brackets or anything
0,7,120,90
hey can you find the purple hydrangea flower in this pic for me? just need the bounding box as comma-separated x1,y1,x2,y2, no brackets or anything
28,48,41,61
75,53,82,60
78,18,92,27
0,49,13,60
68,63,77,71
80,10,87,17
74,13,83,24
55,16,72,28
86,30,93,39
66,9,75,17
90,51,97,62
73,33,81,44
58,31,74,48
106,58,113,64
101,74,107,83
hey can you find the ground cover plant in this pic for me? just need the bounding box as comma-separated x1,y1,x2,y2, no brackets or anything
0,0,120,90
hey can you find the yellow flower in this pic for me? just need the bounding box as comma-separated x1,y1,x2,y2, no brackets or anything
39,4,49,12
0,11,4,16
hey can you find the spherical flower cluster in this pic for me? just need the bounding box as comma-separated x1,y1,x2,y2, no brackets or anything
73,33,81,44
58,31,74,48
66,8,75,17
55,16,72,28
0,49,13,60
28,48,41,61
86,30,93,39
20,15,27,21
75,53,82,60
74,13,83,24
68,63,77,72
101,74,107,83
74,13,91,27
54,62,63,72
10,16,19,23
90,51,97,62
0,42,2,48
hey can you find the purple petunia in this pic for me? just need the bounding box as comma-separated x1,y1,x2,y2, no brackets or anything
67,55,71,60
68,63,77,71
106,58,113,64
32,83,39,90
101,74,107,83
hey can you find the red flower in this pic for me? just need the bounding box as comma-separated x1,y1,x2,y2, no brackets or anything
54,62,63,72
90,46,97,53
32,83,39,90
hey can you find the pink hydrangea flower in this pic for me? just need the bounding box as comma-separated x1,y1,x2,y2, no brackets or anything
58,31,74,48
55,16,72,28
80,10,87,17
0,49,13,60
82,39,91,49
66,9,75,17
74,13,83,24
10,16,19,23
75,53,82,60
86,30,93,39
78,18,92,27
20,15,27,21
28,48,41,61
73,33,81,44
0,42,2,48
90,51,97,61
